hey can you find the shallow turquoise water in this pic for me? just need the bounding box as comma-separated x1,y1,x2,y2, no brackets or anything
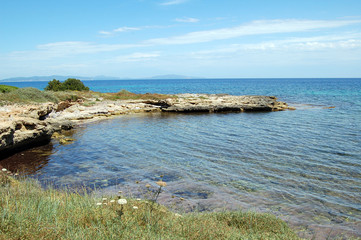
1,78,361,238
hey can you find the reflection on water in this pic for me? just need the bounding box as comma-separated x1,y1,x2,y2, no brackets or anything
1,111,361,239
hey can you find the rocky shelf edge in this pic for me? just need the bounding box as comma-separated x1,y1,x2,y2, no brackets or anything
0,94,294,156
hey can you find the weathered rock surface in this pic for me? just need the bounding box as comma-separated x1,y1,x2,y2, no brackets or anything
0,94,293,156
151,94,291,113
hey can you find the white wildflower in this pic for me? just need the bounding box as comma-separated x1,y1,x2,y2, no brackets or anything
133,206,138,209
96,203,102,206
110,200,115,203
1,168,7,172
117,199,127,205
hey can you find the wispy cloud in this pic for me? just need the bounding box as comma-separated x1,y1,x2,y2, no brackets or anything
190,33,361,59
160,0,187,6
6,18,361,67
9,41,142,60
111,52,160,62
145,19,361,45
175,17,199,23
99,26,140,35
99,31,112,35
114,27,141,32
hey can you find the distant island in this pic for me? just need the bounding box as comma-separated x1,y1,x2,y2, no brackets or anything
0,74,199,82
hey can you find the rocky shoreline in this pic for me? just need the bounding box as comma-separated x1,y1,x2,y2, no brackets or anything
0,94,294,156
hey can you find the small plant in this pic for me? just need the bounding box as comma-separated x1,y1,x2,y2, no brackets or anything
0,168,10,185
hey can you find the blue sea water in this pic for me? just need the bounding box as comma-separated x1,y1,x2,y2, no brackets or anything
1,78,361,238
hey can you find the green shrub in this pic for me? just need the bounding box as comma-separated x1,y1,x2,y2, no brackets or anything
45,78,89,91
44,79,64,91
0,85,19,93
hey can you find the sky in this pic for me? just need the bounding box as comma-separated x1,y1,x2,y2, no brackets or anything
1,0,361,79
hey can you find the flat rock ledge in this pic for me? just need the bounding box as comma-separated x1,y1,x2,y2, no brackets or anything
0,94,293,156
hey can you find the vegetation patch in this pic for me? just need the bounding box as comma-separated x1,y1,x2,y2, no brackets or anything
0,87,59,104
0,170,300,240
0,85,18,93
104,89,174,101
45,78,90,91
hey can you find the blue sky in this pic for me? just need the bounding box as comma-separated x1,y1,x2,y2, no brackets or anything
1,0,361,79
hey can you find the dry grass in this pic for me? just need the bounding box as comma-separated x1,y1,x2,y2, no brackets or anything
102,89,174,101
0,88,173,107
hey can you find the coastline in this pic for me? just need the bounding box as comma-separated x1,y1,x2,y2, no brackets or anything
0,93,294,157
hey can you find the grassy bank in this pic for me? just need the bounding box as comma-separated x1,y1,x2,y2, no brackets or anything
0,87,172,106
0,171,300,240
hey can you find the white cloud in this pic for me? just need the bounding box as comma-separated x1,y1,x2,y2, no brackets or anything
145,19,361,45
112,52,160,62
175,17,199,23
99,26,141,36
99,30,112,35
114,27,141,32
189,33,361,60
160,0,187,6
8,41,142,60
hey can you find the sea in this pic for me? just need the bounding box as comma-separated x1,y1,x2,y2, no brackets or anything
1,78,360,239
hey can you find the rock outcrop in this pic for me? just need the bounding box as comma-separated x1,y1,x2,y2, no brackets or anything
0,94,294,156
151,94,292,113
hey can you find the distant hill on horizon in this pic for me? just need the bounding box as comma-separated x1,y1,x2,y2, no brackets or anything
0,74,202,82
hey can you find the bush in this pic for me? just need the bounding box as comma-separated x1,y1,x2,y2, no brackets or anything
0,85,19,93
44,79,64,91
45,78,89,91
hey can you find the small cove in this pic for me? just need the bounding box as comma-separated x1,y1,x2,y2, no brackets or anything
1,78,360,238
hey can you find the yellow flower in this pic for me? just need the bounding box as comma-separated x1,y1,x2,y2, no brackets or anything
156,181,167,187
145,184,151,188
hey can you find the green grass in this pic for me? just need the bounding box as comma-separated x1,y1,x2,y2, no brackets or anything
0,85,19,93
0,171,300,240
